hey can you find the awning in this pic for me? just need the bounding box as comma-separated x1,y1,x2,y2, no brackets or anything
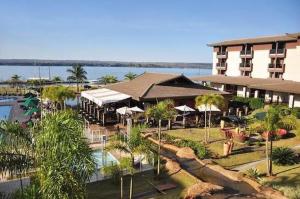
116,106,132,115
81,88,131,107
129,106,144,113
198,104,221,112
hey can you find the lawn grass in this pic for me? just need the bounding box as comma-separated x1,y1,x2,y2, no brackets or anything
165,126,300,169
87,169,198,199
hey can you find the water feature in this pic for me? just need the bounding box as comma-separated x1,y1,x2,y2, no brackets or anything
0,105,12,121
0,65,212,81
93,149,118,169
0,97,17,103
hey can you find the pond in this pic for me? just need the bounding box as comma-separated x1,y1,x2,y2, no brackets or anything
0,97,17,103
0,105,12,121
93,149,118,169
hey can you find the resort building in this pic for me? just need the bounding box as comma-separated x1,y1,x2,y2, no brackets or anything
192,32,300,107
80,72,228,126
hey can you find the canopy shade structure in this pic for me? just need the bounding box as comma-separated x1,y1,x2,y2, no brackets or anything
116,106,132,115
129,106,144,113
197,104,221,112
23,97,39,107
175,105,195,112
81,88,131,107
24,107,40,116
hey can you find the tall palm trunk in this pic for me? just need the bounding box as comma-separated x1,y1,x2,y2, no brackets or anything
266,132,270,176
129,174,133,199
204,108,207,144
208,106,212,143
157,119,162,175
269,138,273,176
120,176,123,199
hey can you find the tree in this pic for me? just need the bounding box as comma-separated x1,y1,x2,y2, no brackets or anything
52,76,62,84
145,99,176,175
99,75,118,85
105,125,150,199
10,74,22,91
124,72,137,80
195,94,224,143
35,110,96,198
0,121,34,197
263,107,280,176
42,86,75,111
67,64,87,93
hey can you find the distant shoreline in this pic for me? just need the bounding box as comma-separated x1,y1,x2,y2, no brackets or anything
0,59,212,69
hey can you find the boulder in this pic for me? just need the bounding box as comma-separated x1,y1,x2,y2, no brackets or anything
176,147,196,159
185,182,223,198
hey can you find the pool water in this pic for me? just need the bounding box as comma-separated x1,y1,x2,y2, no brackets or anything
0,97,17,103
93,149,118,169
0,105,12,121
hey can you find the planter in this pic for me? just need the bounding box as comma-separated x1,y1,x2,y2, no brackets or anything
276,129,287,138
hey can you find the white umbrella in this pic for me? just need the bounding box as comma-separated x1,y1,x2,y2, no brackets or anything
175,105,195,112
129,106,144,112
197,104,220,112
116,106,132,115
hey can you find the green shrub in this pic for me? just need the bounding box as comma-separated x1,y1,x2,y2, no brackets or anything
272,147,297,166
102,164,122,184
278,115,297,131
232,96,250,103
245,168,261,180
249,98,264,110
248,120,265,134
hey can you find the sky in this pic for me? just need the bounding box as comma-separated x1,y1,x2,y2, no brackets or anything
0,0,299,63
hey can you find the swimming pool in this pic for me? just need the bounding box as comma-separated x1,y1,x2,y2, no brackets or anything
93,149,118,169
0,96,17,103
0,105,12,121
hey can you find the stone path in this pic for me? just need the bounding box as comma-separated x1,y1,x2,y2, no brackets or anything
232,144,300,172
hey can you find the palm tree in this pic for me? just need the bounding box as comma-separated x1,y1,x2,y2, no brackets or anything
35,110,96,198
124,72,137,80
146,99,176,175
263,107,280,176
105,125,150,199
67,64,87,93
42,86,75,111
52,76,62,84
10,74,21,91
195,94,224,143
0,121,34,197
99,75,118,85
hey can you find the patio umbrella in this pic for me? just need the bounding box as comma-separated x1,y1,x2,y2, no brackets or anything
24,107,40,116
175,105,195,112
128,106,144,112
197,104,220,112
116,106,132,115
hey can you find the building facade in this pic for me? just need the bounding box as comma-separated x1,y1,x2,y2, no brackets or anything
193,32,300,107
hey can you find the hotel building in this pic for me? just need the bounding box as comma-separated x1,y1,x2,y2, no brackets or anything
192,32,300,107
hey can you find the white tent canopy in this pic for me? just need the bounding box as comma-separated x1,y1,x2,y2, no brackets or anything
175,105,195,112
116,106,132,115
129,106,144,112
197,104,221,112
81,88,131,107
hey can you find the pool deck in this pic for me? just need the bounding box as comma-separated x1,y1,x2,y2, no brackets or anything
0,96,30,122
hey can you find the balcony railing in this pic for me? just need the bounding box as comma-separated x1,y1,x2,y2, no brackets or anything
216,51,228,58
216,63,227,70
240,50,253,58
268,63,285,73
269,48,286,58
239,63,253,71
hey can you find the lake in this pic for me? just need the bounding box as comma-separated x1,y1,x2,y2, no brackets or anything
0,65,211,81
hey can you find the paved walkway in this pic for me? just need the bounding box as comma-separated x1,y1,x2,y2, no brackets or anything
232,144,300,172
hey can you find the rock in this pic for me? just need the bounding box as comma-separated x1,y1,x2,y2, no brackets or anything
176,147,196,159
165,159,181,174
185,182,223,198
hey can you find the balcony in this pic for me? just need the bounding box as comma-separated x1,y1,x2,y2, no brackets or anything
268,63,285,73
217,51,228,58
239,63,253,71
269,48,286,58
240,50,253,58
216,63,227,71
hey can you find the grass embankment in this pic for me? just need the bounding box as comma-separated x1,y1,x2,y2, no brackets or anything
87,170,198,199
